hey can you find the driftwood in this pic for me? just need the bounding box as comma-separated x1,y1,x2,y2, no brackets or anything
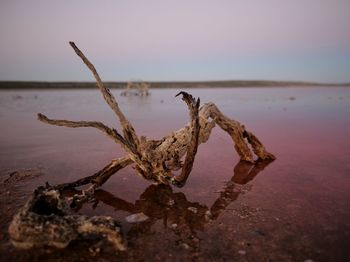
9,42,275,251
38,42,275,194
120,81,150,96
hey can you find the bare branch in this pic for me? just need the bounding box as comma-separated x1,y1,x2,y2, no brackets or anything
38,113,124,145
244,131,276,160
200,103,255,163
173,92,201,186
38,111,152,177
55,157,133,190
69,41,139,149
37,113,143,161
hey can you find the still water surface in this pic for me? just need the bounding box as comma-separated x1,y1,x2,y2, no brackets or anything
0,87,349,261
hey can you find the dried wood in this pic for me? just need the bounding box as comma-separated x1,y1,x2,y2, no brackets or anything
37,42,275,193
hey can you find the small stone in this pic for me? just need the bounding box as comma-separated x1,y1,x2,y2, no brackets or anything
171,223,178,229
238,250,246,255
304,260,314,262
125,212,149,223
187,206,198,214
168,199,175,206
205,210,212,220
182,243,190,249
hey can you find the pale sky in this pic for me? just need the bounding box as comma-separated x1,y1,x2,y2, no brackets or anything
1,0,350,82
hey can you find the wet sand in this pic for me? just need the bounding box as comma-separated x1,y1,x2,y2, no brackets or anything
0,87,349,261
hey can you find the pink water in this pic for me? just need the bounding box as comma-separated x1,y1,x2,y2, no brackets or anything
1,87,349,261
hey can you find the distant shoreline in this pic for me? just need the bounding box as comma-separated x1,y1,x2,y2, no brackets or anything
0,80,349,89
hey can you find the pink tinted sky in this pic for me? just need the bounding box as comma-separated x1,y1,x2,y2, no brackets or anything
0,0,349,82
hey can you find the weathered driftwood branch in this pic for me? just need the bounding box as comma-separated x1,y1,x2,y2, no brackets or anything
69,42,140,153
36,41,275,193
55,157,133,191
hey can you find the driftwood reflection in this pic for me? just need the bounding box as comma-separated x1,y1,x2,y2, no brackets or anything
66,159,273,250
210,159,272,220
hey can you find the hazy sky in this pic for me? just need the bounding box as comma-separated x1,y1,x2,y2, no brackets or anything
1,0,350,82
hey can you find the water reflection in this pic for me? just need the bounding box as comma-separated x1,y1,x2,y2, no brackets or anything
69,159,273,250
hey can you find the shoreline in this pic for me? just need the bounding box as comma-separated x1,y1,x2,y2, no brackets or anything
1,80,349,89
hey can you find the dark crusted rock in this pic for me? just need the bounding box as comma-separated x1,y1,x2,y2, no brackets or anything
8,186,126,251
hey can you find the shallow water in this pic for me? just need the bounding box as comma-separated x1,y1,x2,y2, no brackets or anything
1,87,350,261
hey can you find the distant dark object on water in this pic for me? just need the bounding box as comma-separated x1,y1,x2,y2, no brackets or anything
120,81,150,97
